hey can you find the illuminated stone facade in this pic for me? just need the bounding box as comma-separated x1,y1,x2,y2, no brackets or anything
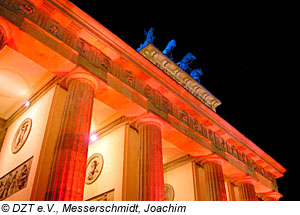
0,0,285,201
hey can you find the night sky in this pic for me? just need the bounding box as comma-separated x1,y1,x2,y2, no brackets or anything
70,1,297,200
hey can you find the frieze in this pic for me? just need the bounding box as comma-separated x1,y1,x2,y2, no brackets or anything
99,53,112,71
121,70,135,87
86,189,114,201
178,109,188,125
35,10,50,30
75,38,89,56
144,84,154,101
191,116,202,134
161,96,171,113
0,156,33,200
45,19,62,38
15,0,36,17
62,28,76,48
0,0,112,73
153,90,163,110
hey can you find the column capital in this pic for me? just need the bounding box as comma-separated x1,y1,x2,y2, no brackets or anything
234,175,258,186
65,67,102,92
197,153,225,167
199,154,227,201
234,175,258,201
258,191,282,201
134,112,163,129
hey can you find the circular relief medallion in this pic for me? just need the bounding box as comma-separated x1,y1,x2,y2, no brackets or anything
164,183,175,201
85,153,104,185
11,118,32,154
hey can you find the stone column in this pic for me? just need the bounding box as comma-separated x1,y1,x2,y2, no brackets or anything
225,180,236,201
0,26,7,50
0,118,7,151
201,157,227,201
46,68,99,201
237,178,257,201
138,117,165,201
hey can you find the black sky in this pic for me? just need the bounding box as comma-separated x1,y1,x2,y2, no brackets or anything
70,1,297,200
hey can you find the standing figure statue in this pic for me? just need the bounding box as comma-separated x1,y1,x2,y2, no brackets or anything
162,39,176,60
17,164,28,190
8,171,18,197
0,180,4,200
190,68,203,83
176,52,196,72
1,173,12,199
137,27,155,51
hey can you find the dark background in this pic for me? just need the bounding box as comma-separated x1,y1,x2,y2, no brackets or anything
70,1,297,200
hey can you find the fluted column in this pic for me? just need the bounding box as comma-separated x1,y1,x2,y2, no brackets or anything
0,118,7,151
138,117,165,201
46,68,99,201
237,178,257,201
0,26,7,50
225,180,236,201
201,157,227,201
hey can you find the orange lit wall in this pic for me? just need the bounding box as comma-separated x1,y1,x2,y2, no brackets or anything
0,87,55,200
164,162,195,201
83,126,126,201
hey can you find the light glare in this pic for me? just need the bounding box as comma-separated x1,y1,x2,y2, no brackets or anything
90,134,97,142
25,101,30,107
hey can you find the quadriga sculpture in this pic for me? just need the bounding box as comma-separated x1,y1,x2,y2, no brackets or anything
190,68,203,83
137,27,155,51
162,39,176,60
176,52,196,72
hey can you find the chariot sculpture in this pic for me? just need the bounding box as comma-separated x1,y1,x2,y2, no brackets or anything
162,39,176,60
190,68,203,83
177,52,196,72
137,27,155,51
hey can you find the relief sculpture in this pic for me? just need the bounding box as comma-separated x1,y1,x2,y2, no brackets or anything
164,183,175,201
86,189,114,201
85,153,104,185
11,118,32,154
0,157,33,200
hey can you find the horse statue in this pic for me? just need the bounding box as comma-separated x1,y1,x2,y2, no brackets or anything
176,52,196,72
162,39,176,60
190,68,203,83
137,27,155,51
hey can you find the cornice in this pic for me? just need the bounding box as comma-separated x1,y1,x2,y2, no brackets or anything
139,44,221,112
